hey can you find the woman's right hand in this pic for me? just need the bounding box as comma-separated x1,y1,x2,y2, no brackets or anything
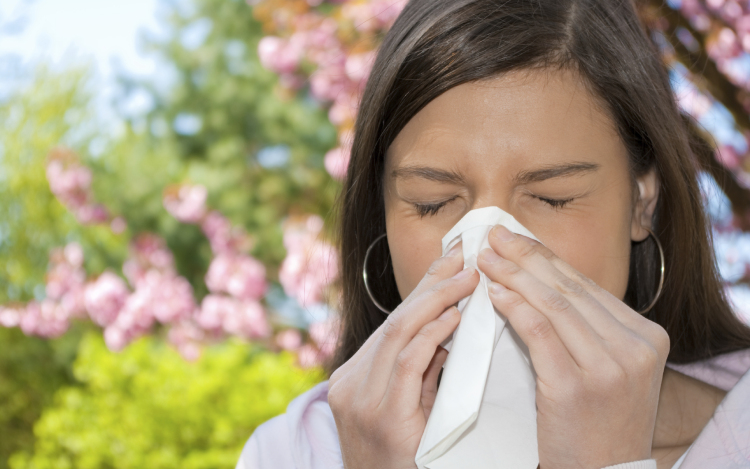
328,242,479,469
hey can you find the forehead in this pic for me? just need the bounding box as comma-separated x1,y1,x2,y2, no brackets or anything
385,68,623,177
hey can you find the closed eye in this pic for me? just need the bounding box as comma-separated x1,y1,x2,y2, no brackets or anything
413,196,458,218
536,196,574,209
414,195,573,217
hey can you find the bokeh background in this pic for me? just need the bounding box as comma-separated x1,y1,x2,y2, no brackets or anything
1,0,749,467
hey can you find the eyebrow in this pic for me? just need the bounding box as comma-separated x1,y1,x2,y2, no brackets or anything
390,166,465,184
390,162,599,185
513,162,600,184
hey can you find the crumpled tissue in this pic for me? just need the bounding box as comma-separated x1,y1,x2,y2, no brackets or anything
415,206,540,469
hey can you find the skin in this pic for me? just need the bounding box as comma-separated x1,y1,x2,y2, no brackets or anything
328,68,727,469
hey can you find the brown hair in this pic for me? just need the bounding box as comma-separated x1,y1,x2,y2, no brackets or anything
331,0,750,371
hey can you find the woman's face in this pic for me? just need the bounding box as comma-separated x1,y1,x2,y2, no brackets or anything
383,68,659,302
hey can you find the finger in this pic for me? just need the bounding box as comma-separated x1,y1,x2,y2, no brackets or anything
485,226,628,340
487,281,577,381
333,242,465,380
403,240,465,305
490,229,669,362
421,345,449,420
476,245,604,365
363,266,479,396
381,306,461,415
510,233,660,341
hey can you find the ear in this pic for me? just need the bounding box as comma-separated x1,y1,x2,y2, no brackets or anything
631,167,659,242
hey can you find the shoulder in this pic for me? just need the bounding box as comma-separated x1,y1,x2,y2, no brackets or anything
675,349,750,468
235,380,343,469
666,347,750,392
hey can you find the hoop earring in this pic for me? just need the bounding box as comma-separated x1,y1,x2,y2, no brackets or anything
363,233,392,316
638,227,665,315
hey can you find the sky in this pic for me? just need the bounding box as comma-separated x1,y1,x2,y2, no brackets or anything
0,0,165,122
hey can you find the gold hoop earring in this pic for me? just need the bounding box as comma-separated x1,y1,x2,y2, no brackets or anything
363,233,392,316
638,227,665,315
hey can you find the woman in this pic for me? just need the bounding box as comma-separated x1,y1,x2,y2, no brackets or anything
237,0,750,468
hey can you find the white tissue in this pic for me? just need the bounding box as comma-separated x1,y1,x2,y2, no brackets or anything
415,206,540,469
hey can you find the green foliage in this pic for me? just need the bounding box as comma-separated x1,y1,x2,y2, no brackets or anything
0,325,86,469
9,333,325,469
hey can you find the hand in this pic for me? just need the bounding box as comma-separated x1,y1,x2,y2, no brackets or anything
328,242,479,469
476,225,670,469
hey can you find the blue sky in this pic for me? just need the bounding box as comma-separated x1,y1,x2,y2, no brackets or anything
0,0,162,75
0,0,165,122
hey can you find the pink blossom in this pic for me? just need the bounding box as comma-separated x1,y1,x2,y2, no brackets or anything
150,272,196,324
205,253,267,301
102,282,158,352
64,242,84,267
716,145,741,169
116,285,157,331
676,86,712,118
45,261,85,301
345,51,376,85
123,269,195,325
167,319,205,361
298,18,340,62
122,260,147,289
722,1,742,20
110,216,128,234
708,27,742,58
371,0,408,29
19,300,70,338
297,344,324,368
223,299,270,338
163,184,208,224
309,320,340,357
258,36,303,74
75,204,110,225
103,324,146,352
123,234,175,288
196,294,229,330
328,91,359,126
45,243,88,318
46,160,91,208
46,150,112,226
84,271,130,327
58,285,87,319
310,63,349,103
0,306,21,327
324,146,350,180
342,0,407,33
197,294,270,339
275,328,303,350
279,215,339,307
201,211,252,254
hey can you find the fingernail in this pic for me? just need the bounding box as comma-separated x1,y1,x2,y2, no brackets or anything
489,282,506,295
439,307,458,320
479,248,500,264
446,243,462,257
492,225,516,242
453,266,475,280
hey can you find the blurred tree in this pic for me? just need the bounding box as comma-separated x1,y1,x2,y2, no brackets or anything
112,0,340,283
0,66,127,305
0,65,127,469
1,0,343,463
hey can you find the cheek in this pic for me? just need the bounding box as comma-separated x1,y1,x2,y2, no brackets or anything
543,212,632,301
387,221,445,301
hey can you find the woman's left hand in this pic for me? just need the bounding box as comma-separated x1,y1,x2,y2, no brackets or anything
476,224,670,469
